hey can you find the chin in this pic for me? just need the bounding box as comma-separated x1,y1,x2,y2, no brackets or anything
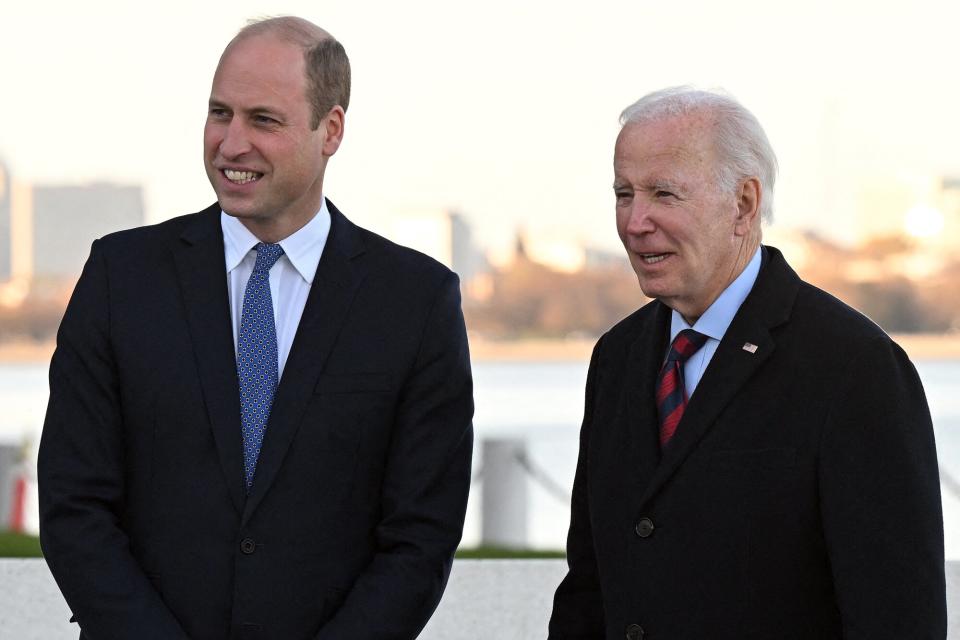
218,199,260,220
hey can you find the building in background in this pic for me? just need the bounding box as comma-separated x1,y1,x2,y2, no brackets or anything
387,209,490,299
583,246,626,270
0,161,11,282
940,176,960,246
0,167,144,340
30,183,143,281
0,165,144,285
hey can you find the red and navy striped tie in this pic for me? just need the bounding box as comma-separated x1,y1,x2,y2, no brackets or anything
656,329,708,447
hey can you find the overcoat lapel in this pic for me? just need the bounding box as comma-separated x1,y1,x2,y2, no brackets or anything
173,204,247,514
633,247,799,512
623,302,671,492
241,202,366,525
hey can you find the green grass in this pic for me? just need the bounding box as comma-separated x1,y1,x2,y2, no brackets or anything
456,546,564,559
0,531,43,558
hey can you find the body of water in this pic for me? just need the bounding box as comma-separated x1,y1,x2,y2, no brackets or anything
3,358,959,555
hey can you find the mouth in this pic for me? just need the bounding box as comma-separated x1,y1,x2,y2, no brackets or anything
221,169,263,185
638,252,671,265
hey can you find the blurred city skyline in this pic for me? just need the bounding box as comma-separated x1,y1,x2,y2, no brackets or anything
2,0,959,261
2,165,959,341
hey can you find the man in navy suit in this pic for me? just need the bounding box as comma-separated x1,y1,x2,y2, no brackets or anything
39,16,473,639
549,87,945,639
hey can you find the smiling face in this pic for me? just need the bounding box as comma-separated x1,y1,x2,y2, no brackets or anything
203,32,343,242
613,112,761,322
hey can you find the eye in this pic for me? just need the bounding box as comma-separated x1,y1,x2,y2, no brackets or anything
253,114,280,126
654,190,677,199
208,107,230,120
614,189,633,204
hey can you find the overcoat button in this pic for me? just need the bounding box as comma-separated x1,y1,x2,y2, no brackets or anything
634,518,655,538
625,622,645,640
240,538,257,554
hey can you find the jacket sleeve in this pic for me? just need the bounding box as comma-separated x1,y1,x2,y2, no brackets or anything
548,337,606,639
313,270,474,640
819,336,946,638
38,240,190,639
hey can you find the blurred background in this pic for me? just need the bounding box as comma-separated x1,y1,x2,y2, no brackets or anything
1,0,959,556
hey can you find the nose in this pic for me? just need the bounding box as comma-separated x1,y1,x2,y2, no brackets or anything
218,118,252,160
624,200,657,235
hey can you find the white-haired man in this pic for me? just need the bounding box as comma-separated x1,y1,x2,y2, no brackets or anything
549,87,944,639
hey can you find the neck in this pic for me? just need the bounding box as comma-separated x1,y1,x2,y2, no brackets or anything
674,238,761,325
240,199,323,243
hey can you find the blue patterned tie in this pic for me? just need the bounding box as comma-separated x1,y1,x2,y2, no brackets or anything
237,242,284,490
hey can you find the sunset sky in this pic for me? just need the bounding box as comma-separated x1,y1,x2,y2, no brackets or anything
2,0,959,256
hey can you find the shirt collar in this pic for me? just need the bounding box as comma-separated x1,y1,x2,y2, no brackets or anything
220,198,331,284
670,245,763,342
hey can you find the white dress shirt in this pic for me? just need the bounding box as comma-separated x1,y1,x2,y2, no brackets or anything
221,200,331,380
668,246,762,400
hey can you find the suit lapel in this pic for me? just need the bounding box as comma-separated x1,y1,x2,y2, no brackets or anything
172,204,247,514
634,247,799,512
241,201,367,526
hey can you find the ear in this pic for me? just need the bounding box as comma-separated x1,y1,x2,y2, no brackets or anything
320,105,345,157
734,177,762,237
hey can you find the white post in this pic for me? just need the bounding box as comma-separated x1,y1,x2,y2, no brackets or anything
480,438,528,549
0,444,17,530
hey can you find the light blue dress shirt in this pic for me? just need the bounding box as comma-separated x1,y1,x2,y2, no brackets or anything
668,246,762,400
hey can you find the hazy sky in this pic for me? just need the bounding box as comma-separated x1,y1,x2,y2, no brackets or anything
3,0,959,254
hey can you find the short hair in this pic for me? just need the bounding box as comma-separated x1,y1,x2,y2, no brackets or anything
619,87,778,222
234,16,351,130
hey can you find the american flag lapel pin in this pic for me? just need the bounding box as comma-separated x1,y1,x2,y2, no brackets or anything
742,342,759,354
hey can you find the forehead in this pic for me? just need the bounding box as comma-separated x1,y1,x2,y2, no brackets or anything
614,113,717,182
212,34,307,104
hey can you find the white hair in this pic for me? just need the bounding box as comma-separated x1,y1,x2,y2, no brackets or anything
620,86,778,222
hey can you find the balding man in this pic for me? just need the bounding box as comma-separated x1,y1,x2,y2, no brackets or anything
39,17,473,640
548,87,945,639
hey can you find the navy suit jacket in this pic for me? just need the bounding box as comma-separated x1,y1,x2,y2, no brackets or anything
39,201,474,640
549,246,945,639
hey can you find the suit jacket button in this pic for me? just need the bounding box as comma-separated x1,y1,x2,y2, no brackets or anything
240,538,257,555
634,518,655,538
625,623,645,640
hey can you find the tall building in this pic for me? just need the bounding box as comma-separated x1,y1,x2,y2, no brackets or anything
388,210,487,282
448,212,488,283
0,161,11,281
943,176,960,228
31,183,144,280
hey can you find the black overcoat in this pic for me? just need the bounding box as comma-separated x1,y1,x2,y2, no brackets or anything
550,246,945,639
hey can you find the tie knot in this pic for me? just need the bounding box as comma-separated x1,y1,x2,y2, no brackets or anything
667,329,708,364
253,243,284,273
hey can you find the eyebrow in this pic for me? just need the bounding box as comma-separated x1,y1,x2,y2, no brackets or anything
207,99,285,118
612,178,687,193
649,179,684,192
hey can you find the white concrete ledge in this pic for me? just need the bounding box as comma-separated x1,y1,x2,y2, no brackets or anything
420,559,568,639
1,559,958,639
